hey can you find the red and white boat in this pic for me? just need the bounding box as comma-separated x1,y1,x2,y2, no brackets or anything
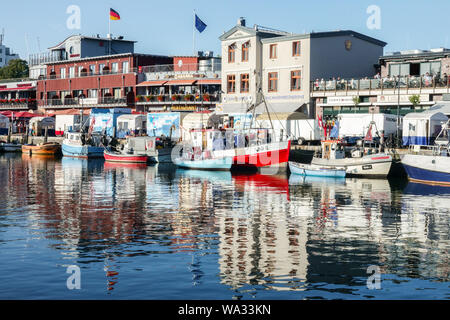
104,150,148,163
183,128,290,169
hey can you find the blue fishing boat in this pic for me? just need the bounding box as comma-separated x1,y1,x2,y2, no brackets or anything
289,161,346,178
401,119,450,186
173,156,232,171
62,132,105,158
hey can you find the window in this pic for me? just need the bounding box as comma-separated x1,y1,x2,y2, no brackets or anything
88,89,98,98
268,72,278,92
242,42,249,62
113,88,121,98
269,44,277,59
99,64,105,74
78,66,83,77
292,41,300,56
240,73,249,93
420,61,441,76
227,75,236,93
122,61,129,73
111,62,119,74
291,70,301,91
60,68,66,79
89,65,96,75
228,44,236,63
69,67,75,78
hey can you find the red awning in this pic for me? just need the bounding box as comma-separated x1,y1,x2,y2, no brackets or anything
165,79,197,86
0,86,35,91
136,80,167,87
195,79,221,85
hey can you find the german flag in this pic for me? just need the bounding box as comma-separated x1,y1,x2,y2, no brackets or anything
110,8,120,20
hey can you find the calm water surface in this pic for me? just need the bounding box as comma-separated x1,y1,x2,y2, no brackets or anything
0,153,448,299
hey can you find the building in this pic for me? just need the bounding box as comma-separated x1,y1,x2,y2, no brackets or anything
135,53,221,112
34,35,172,113
0,32,19,68
312,48,450,119
0,79,37,111
218,18,386,118
29,34,135,79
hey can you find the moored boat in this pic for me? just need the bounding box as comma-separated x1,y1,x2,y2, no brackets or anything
104,149,148,163
400,119,450,186
311,140,392,178
289,161,346,178
21,142,61,155
0,142,22,152
62,132,105,158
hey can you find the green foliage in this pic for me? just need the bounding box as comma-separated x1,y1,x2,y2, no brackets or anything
409,94,420,107
0,59,29,79
352,96,361,106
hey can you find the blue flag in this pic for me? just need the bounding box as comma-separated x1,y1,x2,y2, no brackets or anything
195,14,207,33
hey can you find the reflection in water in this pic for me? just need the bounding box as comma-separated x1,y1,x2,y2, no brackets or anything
0,154,448,299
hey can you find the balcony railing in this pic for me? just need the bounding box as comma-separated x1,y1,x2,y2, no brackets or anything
40,68,139,81
135,93,221,103
141,62,221,74
0,99,37,110
38,97,128,107
311,75,450,92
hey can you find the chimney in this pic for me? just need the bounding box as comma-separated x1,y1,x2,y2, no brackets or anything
237,17,246,27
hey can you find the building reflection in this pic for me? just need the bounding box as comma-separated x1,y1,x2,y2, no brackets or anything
0,153,448,295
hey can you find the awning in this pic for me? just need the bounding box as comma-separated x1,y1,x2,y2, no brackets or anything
0,86,35,91
196,79,221,85
165,79,197,86
46,108,91,116
1,111,40,118
136,80,167,87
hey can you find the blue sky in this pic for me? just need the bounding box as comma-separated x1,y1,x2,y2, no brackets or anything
1,0,449,60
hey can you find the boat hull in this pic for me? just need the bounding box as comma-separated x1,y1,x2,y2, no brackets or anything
401,154,450,186
0,143,22,152
62,143,105,158
22,143,61,155
104,150,148,163
232,140,291,168
289,161,346,178
173,157,232,171
311,153,392,178
148,147,174,163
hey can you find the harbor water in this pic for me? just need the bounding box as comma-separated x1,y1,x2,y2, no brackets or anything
0,153,448,299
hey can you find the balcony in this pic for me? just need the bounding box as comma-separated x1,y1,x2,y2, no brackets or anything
40,68,139,81
0,99,37,110
38,97,129,109
142,62,221,81
134,93,221,105
311,75,450,96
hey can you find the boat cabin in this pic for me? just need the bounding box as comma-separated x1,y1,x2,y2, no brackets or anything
320,140,345,160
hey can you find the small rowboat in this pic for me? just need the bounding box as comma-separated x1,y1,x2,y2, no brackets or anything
22,142,61,155
104,150,148,163
289,161,346,178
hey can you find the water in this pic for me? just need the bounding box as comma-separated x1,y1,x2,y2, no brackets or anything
0,153,448,300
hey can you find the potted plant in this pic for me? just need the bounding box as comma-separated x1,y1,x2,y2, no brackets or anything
157,95,164,102
202,93,210,101
184,94,193,101
135,95,143,102
171,94,179,101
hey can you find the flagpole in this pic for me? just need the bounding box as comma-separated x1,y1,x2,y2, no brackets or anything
108,12,111,55
193,10,195,56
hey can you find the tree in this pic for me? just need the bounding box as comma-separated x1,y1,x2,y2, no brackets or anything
0,59,29,79
409,95,420,109
352,96,361,113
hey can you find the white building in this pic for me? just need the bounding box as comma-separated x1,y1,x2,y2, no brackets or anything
218,18,386,118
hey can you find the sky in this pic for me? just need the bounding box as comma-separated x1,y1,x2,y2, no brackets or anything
1,0,450,60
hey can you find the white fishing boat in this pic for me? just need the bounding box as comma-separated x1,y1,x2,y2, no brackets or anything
310,139,392,178
289,161,346,178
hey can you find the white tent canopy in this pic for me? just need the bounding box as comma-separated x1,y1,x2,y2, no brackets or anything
402,110,448,145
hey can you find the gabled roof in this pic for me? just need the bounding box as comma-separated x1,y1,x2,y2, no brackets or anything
219,25,288,41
